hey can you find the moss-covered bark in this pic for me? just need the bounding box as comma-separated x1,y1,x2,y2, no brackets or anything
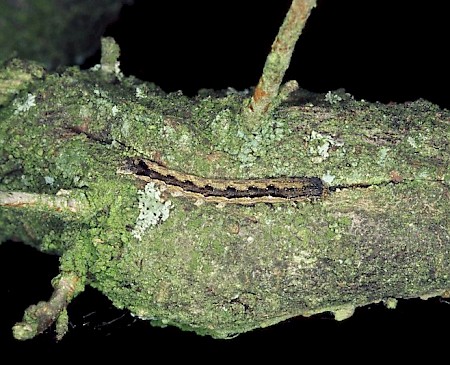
0,55,449,339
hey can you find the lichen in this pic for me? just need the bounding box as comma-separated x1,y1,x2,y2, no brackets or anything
131,183,172,241
307,130,344,163
324,90,343,105
384,298,398,309
13,93,36,114
321,171,336,184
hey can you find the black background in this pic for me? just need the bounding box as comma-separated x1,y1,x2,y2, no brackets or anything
1,0,449,357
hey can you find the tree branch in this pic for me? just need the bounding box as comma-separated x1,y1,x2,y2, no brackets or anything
0,191,85,213
1,36,449,340
243,0,316,128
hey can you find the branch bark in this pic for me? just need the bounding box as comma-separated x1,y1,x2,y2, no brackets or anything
0,191,85,213
0,54,449,340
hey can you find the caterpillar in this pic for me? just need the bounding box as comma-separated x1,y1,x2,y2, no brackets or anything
120,159,327,205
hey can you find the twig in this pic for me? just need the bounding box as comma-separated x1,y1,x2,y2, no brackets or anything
243,0,316,127
0,190,84,213
100,37,122,80
12,273,83,340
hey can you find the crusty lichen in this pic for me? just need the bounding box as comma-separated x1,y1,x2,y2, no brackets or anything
13,93,36,114
131,183,172,241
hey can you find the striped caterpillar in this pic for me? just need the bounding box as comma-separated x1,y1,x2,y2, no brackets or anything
120,159,326,205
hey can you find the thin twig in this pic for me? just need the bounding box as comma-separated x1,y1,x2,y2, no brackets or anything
0,190,84,213
12,273,83,340
243,0,316,127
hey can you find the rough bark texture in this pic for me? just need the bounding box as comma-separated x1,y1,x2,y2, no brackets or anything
0,59,449,339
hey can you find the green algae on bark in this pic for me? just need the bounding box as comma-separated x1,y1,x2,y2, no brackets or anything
0,56,449,339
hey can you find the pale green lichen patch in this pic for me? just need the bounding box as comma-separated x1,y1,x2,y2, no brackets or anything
321,171,336,184
324,90,343,105
384,298,398,309
332,303,355,321
13,92,36,114
131,183,171,241
307,130,344,163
